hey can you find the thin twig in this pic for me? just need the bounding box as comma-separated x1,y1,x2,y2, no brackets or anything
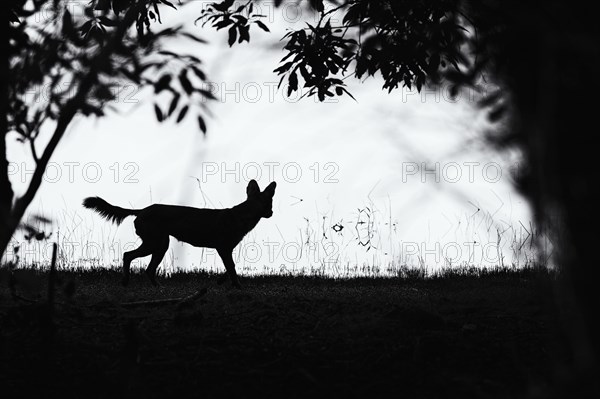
121,287,208,308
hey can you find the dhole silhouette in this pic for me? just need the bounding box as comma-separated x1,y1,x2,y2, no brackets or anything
82,180,276,288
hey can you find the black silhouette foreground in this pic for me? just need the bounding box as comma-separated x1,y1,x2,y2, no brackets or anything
82,180,276,287
1,267,562,398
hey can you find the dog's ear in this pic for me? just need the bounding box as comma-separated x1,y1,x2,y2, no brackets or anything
247,179,260,197
263,181,277,197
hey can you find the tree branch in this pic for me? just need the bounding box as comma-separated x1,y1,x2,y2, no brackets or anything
29,137,39,164
2,3,144,257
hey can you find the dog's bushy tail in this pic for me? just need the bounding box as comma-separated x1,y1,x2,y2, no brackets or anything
82,197,140,225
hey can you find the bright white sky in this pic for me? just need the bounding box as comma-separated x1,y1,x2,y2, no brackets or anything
5,1,535,276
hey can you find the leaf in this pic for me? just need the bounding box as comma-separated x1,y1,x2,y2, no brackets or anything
157,50,180,58
62,9,74,37
79,20,93,36
238,25,250,43
154,104,164,122
198,115,207,134
255,20,270,32
343,6,358,25
191,66,206,81
228,26,237,46
199,89,217,101
154,74,172,93
214,0,235,12
179,70,193,95
341,87,356,101
168,94,180,116
176,105,189,123
274,61,293,74
287,71,298,96
232,15,248,25
181,32,207,43
160,0,178,10
153,2,162,23
416,74,425,92
299,64,311,84
98,16,117,27
215,19,233,30
309,0,324,12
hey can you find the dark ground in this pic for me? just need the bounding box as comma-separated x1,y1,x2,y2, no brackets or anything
0,267,578,398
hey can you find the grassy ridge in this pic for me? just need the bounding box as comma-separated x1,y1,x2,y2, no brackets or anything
0,266,568,398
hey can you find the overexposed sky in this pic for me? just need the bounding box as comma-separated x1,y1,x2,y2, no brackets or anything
6,2,534,275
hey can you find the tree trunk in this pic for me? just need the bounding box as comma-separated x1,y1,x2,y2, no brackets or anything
0,137,15,260
1,15,14,259
0,108,76,258
1,4,142,259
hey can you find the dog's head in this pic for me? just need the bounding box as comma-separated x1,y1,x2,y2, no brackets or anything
246,180,277,218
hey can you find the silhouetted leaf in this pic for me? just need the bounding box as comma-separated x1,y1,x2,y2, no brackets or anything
288,71,298,96
160,0,178,10
98,16,117,27
255,20,270,32
181,32,207,43
274,62,293,74
214,0,235,12
311,0,324,11
232,15,248,25
215,19,233,30
228,26,237,46
168,94,180,116
79,20,93,36
154,104,164,122
238,25,250,43
154,74,172,93
179,70,193,95
198,115,207,134
191,66,206,81
62,9,75,37
195,89,214,101
341,87,356,101
176,105,189,123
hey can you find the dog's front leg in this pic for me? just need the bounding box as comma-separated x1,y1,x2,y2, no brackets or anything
217,248,242,289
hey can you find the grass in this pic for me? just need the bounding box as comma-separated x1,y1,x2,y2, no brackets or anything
0,263,573,398
4,197,543,278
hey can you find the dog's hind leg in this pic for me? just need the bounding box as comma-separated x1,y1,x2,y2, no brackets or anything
145,236,170,287
122,241,153,286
